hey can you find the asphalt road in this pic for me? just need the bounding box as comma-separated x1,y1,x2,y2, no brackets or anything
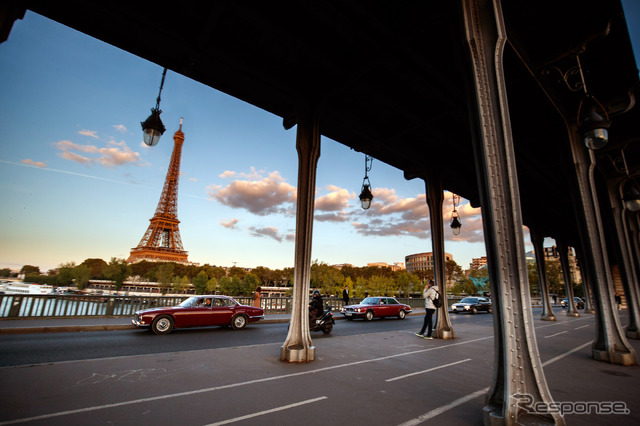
1,309,639,425
0,312,494,367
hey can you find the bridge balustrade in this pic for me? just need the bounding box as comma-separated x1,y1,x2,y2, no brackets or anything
0,294,465,319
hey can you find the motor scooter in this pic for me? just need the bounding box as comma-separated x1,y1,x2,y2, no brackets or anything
310,305,335,334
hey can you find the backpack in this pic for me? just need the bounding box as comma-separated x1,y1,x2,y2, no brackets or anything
432,289,443,308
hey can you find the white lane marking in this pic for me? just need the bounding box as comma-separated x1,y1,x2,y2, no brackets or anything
574,324,589,330
542,341,591,367
544,331,568,338
0,336,493,425
206,396,327,426
386,358,472,382
396,388,489,426
396,341,592,425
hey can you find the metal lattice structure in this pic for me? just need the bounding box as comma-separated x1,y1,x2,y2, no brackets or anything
127,123,188,264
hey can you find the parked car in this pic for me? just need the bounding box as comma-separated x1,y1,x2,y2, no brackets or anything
341,297,412,321
132,295,264,334
561,297,585,309
451,297,492,314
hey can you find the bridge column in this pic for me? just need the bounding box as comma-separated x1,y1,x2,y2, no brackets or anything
575,245,596,314
281,105,320,363
425,177,454,339
530,229,556,321
557,240,580,317
606,179,640,339
567,130,636,364
462,0,560,423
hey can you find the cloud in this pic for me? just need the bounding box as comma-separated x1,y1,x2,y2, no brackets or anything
314,185,354,222
21,159,46,168
248,226,284,242
53,139,149,168
220,218,239,229
206,169,296,215
113,124,127,133
78,129,98,138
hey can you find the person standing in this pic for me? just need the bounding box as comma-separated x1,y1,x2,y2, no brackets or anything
252,287,262,308
416,280,439,339
342,285,350,305
615,293,622,310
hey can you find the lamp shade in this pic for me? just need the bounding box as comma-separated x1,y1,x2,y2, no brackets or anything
623,181,640,212
579,105,610,150
141,108,166,146
450,215,462,235
359,184,373,210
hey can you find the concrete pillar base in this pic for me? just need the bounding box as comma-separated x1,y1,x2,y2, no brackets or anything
593,348,637,366
584,308,595,314
437,330,455,339
626,330,639,340
540,314,556,321
281,344,315,363
566,312,580,317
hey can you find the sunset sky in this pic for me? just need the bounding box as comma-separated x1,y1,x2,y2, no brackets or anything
1,4,638,273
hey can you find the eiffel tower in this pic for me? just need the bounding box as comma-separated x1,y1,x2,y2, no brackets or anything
127,119,189,264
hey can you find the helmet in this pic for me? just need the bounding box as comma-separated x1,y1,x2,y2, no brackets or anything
312,290,320,296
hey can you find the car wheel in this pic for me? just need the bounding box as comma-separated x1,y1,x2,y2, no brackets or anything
365,310,374,321
151,315,174,335
453,311,459,314
231,314,248,330
397,309,406,320
471,307,478,314
346,317,354,321
322,323,333,334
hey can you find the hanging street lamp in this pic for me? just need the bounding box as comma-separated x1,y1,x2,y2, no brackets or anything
359,154,374,210
141,68,168,146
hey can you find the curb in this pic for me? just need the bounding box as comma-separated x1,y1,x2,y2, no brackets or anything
0,311,427,335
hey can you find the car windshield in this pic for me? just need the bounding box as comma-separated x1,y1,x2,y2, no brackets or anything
360,297,380,305
178,297,200,308
460,297,478,303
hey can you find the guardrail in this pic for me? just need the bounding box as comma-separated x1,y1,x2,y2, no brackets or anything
0,294,465,319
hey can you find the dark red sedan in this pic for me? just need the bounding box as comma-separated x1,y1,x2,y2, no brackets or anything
341,297,412,321
132,295,264,334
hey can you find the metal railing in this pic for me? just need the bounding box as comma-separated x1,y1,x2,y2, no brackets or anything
0,294,465,319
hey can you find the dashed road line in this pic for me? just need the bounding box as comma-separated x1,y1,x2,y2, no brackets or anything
206,396,327,426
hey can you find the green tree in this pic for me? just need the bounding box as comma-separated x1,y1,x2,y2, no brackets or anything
56,262,77,286
80,258,108,279
73,264,91,290
20,265,41,276
155,263,175,294
206,277,218,293
396,271,420,297
193,270,209,294
104,257,132,291
0,268,12,277
243,273,260,296
218,276,232,295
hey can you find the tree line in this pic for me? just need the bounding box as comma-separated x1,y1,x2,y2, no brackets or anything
7,257,580,298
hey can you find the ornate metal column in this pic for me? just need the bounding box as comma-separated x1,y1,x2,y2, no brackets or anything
607,179,640,339
281,105,321,363
425,177,454,339
557,240,580,317
462,0,560,423
566,131,636,364
574,245,595,314
530,229,556,321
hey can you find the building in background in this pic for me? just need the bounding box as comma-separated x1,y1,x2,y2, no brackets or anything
405,252,453,275
470,256,487,270
367,262,405,271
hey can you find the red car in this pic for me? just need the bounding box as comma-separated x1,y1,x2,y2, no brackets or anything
341,297,412,321
132,295,265,334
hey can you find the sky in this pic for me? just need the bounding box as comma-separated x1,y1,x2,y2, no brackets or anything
0,5,638,273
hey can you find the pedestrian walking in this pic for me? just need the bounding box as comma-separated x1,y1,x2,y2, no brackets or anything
342,285,350,305
615,293,622,310
416,280,439,339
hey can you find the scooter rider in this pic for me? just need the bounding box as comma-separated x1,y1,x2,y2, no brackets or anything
309,290,323,323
